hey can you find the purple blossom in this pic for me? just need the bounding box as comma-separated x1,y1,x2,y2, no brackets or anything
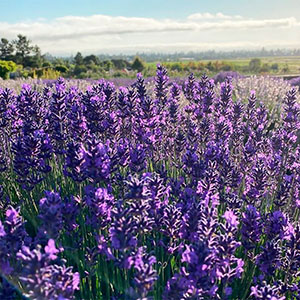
223,210,239,228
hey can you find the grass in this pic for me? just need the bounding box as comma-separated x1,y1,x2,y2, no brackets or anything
145,56,300,77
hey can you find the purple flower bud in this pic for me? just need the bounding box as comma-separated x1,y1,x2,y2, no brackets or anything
223,210,239,228
44,239,60,260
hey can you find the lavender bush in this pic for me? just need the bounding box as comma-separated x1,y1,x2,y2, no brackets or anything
232,75,294,109
0,65,300,299
289,76,300,89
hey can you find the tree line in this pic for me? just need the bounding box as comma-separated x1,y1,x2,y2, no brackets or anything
0,34,296,80
0,34,146,79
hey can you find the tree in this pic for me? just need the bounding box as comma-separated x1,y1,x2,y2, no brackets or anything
111,59,129,70
206,61,215,72
101,60,113,72
271,63,279,72
221,64,232,71
42,61,52,68
13,34,33,65
55,65,68,73
83,55,100,66
260,63,270,73
24,45,42,68
74,64,87,77
282,64,289,73
32,45,43,67
171,62,183,72
131,56,145,72
0,38,14,60
249,58,261,72
0,60,17,79
74,52,83,65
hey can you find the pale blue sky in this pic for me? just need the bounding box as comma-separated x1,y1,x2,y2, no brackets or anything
1,0,300,21
0,0,300,54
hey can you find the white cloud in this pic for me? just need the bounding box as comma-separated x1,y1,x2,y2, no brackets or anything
187,12,243,20
0,13,299,55
76,41,300,54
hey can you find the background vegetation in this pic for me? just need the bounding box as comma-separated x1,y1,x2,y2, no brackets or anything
1,34,300,80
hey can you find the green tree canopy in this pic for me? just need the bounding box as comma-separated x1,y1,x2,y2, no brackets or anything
101,60,113,72
83,55,100,66
24,45,43,68
13,34,33,65
0,60,17,79
0,38,14,60
249,58,262,72
271,63,279,71
74,52,84,65
74,64,87,76
55,65,69,73
131,56,145,72
111,59,130,70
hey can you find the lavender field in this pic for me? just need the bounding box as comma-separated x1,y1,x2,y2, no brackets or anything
0,65,300,299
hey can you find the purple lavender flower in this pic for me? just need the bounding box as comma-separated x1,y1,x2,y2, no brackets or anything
129,143,147,173
0,206,28,275
223,209,239,228
84,185,114,230
155,64,169,107
256,241,281,275
164,241,215,299
128,247,157,299
81,136,111,183
17,239,79,299
251,280,285,300
48,77,67,154
183,73,198,103
265,211,289,240
109,203,138,251
12,129,52,190
63,141,85,182
241,205,263,250
37,191,63,241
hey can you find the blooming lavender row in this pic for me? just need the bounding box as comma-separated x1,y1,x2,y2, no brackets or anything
0,65,299,299
232,75,293,109
0,77,154,93
0,73,294,107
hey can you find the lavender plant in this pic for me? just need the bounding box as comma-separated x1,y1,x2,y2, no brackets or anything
0,66,299,300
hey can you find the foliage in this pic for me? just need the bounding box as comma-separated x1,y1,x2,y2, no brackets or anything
13,34,34,65
271,63,279,71
0,60,17,79
55,65,68,73
132,56,145,72
249,58,262,72
0,38,14,61
74,52,84,65
2,34,300,80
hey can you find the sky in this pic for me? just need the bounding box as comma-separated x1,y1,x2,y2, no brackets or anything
0,0,300,55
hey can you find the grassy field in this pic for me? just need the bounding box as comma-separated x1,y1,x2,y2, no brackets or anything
145,56,300,77
225,56,300,74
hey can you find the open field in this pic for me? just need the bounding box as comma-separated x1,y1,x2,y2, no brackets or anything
145,56,300,77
